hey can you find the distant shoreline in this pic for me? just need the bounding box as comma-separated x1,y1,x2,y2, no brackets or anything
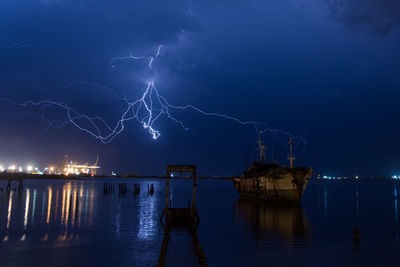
0,172,396,182
0,172,229,181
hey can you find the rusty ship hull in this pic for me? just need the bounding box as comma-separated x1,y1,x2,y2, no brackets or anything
233,164,313,203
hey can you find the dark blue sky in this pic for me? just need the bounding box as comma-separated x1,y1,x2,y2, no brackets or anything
0,0,399,176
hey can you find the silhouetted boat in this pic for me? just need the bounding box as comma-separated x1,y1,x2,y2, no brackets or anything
233,135,313,203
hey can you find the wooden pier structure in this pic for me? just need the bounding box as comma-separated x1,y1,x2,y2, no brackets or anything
158,165,207,267
0,177,24,194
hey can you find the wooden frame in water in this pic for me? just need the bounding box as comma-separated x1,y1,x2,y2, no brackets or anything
158,165,207,267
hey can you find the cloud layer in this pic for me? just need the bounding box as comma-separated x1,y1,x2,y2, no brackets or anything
329,0,400,35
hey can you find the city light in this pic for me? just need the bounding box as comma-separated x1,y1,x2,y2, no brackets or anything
320,175,349,180
0,158,99,176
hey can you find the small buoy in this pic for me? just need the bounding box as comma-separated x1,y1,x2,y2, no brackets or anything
353,227,360,245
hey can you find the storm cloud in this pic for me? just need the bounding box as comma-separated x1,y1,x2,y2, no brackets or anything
0,0,399,176
329,0,400,35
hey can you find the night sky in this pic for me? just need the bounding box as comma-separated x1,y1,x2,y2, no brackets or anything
0,0,399,176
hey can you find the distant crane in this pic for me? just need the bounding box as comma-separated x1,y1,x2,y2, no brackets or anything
64,154,70,165
62,155,100,176
92,155,100,176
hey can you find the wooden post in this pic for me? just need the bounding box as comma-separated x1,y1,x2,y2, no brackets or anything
166,171,170,210
6,180,11,193
18,180,23,193
193,170,196,208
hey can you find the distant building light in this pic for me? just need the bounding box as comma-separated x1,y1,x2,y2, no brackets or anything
355,176,359,179
18,167,23,172
27,166,33,172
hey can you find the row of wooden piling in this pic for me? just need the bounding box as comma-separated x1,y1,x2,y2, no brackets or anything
104,183,115,194
103,183,155,196
103,183,132,195
0,180,24,194
119,183,128,194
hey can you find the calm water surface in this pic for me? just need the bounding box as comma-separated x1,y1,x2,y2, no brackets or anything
0,178,399,266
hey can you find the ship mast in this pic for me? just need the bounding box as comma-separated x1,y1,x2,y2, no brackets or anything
287,137,296,168
257,132,267,163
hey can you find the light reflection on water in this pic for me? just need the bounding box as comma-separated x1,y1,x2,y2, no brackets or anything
0,181,96,243
138,193,157,241
0,179,399,266
394,183,399,242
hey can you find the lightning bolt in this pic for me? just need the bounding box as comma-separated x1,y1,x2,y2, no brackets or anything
1,35,306,149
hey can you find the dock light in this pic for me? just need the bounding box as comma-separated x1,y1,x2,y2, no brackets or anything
0,166,4,172
355,176,359,179
9,165,16,171
50,167,54,172
27,166,33,172
18,167,23,172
